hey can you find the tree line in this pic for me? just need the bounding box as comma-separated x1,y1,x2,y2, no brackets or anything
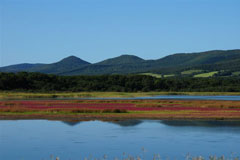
0,72,240,92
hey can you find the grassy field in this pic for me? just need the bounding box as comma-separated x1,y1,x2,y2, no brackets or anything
140,73,175,78
1,99,240,120
181,69,203,75
194,71,218,77
163,74,175,77
1,91,240,99
233,71,240,76
140,73,162,78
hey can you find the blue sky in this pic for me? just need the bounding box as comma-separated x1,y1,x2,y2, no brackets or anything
1,0,240,66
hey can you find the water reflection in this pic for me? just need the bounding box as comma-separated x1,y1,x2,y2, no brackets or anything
1,119,240,160
160,120,240,127
61,121,83,126
2,95,240,101
77,95,240,101
61,119,143,127
61,119,240,128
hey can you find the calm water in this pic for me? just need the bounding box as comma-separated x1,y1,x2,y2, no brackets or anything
0,120,240,160
86,95,240,101
2,95,240,101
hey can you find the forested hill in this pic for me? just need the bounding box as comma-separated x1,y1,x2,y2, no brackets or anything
1,49,240,77
0,56,90,74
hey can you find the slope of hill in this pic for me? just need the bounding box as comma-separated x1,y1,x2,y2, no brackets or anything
65,49,240,75
63,55,147,75
0,63,44,72
0,56,90,74
150,49,240,74
0,49,240,76
155,50,240,67
96,55,145,65
29,56,91,74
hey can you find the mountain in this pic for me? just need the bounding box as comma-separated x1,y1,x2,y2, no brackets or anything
0,63,44,72
96,55,145,65
150,49,240,73
29,56,91,74
1,50,240,77
63,55,146,75
0,56,90,74
65,49,240,75
155,50,240,67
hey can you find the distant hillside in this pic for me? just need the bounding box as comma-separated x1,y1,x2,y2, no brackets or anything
97,55,145,65
1,49,240,77
0,63,44,72
151,49,240,74
155,50,240,67
65,49,240,76
64,55,147,75
0,56,90,74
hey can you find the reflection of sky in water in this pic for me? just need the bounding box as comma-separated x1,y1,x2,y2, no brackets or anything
85,95,240,101
0,120,240,160
2,95,240,101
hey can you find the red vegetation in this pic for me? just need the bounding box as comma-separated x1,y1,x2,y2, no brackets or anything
1,99,240,119
1,100,240,111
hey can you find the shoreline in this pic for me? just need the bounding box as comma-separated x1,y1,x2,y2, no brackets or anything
1,91,240,99
1,114,240,121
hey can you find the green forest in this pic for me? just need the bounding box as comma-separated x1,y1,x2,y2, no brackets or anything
0,72,240,92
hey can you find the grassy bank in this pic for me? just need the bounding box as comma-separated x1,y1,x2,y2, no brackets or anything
1,91,240,99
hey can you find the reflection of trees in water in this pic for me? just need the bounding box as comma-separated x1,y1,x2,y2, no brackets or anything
110,120,143,127
61,121,82,126
61,119,240,127
160,120,240,127
61,119,144,127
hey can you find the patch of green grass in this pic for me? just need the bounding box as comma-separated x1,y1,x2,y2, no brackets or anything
140,73,176,78
233,71,240,76
181,69,203,75
140,73,162,78
194,71,218,78
163,74,175,77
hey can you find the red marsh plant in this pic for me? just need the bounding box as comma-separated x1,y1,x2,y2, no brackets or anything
0,106,38,113
135,104,163,108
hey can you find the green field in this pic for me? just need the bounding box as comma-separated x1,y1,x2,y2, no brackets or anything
140,73,162,78
233,71,240,76
140,73,175,78
181,69,203,75
163,74,175,77
194,71,218,77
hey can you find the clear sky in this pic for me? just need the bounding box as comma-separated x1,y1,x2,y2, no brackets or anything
0,0,240,66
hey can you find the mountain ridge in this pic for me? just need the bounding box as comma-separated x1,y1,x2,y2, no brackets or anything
1,49,240,76
0,56,90,74
96,55,145,65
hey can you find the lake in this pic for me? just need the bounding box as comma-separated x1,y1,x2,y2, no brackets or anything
2,95,240,101
86,95,240,101
0,120,240,160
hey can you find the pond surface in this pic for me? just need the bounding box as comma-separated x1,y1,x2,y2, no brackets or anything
86,95,240,101
0,120,240,160
55,95,240,101
2,95,240,101
141,95,240,101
